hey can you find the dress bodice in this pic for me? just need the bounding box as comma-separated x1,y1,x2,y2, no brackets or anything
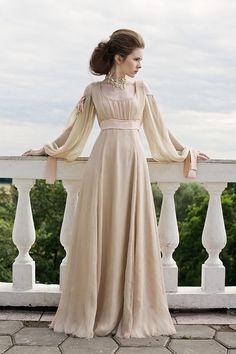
43,78,198,182
91,81,146,125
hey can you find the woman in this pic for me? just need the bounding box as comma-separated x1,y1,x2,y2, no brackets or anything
22,29,209,338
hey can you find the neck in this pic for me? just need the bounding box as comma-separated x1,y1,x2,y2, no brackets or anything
105,72,127,90
107,72,126,79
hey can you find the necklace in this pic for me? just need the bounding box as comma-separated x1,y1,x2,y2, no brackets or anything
105,72,127,90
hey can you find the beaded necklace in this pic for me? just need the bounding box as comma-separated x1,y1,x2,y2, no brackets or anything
104,72,127,90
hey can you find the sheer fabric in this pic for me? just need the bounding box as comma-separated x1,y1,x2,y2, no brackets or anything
43,85,96,161
44,80,197,183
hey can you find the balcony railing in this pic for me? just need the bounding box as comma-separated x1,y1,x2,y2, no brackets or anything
0,156,235,309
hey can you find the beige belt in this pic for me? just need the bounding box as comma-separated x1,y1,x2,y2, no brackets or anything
100,119,141,130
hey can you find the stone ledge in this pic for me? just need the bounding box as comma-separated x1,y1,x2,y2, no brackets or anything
1,284,236,308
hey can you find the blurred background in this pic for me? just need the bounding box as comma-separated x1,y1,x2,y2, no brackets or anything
0,0,235,159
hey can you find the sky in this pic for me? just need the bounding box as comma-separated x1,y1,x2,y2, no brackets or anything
0,0,236,160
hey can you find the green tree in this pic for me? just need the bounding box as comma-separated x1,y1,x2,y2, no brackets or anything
221,184,236,285
29,180,67,284
175,188,209,286
0,186,17,281
2,180,67,284
152,182,209,286
0,181,236,287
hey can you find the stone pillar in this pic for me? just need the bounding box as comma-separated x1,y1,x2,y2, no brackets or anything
201,182,227,292
12,178,36,290
59,180,81,289
158,182,180,292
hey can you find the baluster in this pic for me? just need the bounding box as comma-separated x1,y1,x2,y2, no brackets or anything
158,182,180,292
12,178,36,290
60,180,81,289
201,182,227,292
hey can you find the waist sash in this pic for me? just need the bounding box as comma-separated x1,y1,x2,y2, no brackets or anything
100,119,141,130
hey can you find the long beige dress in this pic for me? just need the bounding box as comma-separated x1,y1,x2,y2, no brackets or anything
43,80,191,339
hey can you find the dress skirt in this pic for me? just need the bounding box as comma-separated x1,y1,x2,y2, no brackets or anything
49,126,177,338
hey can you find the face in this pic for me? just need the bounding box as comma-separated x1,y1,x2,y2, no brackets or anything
114,48,144,78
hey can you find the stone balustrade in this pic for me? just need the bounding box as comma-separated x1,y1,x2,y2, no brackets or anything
0,156,235,309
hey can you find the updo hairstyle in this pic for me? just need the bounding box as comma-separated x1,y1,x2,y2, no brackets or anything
89,29,145,76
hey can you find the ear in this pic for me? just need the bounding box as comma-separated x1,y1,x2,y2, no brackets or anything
114,54,124,65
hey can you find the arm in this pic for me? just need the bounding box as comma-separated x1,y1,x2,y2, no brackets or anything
167,129,185,152
22,121,74,156
22,89,88,156
168,126,209,159
43,94,87,149
142,81,209,160
52,126,73,148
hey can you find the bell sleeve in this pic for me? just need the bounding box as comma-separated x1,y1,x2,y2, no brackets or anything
142,81,198,179
43,83,96,183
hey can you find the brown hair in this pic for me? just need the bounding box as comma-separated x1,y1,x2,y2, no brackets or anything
89,29,145,76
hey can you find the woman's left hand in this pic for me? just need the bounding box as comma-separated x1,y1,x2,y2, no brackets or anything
197,151,210,160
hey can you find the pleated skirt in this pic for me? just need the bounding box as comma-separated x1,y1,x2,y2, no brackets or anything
49,128,177,338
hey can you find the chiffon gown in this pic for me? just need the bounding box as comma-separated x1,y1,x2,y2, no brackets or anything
43,79,191,339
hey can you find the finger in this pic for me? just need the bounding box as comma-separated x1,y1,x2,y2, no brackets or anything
198,155,209,160
200,153,210,159
198,151,210,158
22,150,31,156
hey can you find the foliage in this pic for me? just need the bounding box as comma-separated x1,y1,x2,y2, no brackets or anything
152,182,236,286
220,185,236,286
0,180,66,284
30,180,66,284
0,180,236,287
175,183,209,286
0,186,17,281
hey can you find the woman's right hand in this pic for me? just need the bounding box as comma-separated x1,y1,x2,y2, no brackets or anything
21,147,47,156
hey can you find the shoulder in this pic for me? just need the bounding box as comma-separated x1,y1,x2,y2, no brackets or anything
83,82,97,96
136,80,152,95
83,81,102,97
